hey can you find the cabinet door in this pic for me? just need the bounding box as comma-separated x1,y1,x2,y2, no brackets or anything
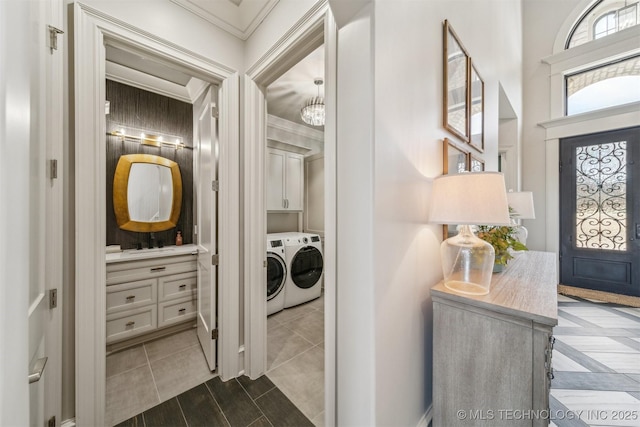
285,152,304,211
266,149,286,210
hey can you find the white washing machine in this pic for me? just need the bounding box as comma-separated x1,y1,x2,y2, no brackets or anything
266,234,287,315
276,232,324,308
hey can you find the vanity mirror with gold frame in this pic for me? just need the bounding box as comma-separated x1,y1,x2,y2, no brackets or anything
113,154,182,232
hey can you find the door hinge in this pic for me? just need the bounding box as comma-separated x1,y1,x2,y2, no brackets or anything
49,288,58,309
211,329,218,340
264,260,267,268
211,254,219,265
48,415,56,427
559,161,562,173
211,180,219,191
47,25,64,53
211,105,219,119
49,159,58,180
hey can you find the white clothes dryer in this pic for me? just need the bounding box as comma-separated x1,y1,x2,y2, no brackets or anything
266,234,287,315
276,232,323,308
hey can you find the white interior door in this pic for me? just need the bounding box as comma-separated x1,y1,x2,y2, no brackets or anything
195,86,219,371
29,0,63,426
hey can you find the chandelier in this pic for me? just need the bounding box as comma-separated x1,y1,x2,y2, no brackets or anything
300,78,325,126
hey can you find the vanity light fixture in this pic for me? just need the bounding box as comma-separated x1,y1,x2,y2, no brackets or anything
108,125,186,149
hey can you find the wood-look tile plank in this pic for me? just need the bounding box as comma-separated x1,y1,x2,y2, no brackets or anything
549,396,589,427
114,414,145,427
143,398,187,427
552,371,640,392
177,383,229,427
254,388,314,427
237,375,275,400
206,377,262,427
247,416,273,427
553,340,616,373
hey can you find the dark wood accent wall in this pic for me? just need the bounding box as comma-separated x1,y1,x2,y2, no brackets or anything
106,80,194,250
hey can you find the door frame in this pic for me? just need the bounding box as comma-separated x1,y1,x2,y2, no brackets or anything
74,3,240,425
538,102,640,261
242,2,338,425
559,127,640,296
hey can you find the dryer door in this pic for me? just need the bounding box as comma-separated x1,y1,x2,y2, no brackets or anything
290,246,324,289
267,252,286,300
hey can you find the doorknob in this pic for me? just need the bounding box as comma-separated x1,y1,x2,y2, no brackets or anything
28,357,48,384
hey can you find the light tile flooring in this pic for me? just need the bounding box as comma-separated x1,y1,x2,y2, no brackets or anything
267,294,325,427
106,294,325,427
108,293,639,427
550,295,640,427
105,327,215,426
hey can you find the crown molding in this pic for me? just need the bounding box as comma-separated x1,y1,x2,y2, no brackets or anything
170,0,280,40
268,114,324,142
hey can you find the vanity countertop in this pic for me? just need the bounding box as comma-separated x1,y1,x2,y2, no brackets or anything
106,244,198,264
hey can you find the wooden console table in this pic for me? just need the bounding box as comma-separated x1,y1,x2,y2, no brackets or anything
431,251,558,426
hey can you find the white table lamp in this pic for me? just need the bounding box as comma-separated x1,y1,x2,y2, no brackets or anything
429,172,511,295
507,191,535,246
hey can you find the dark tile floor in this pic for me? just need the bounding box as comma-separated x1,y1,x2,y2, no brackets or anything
115,375,313,427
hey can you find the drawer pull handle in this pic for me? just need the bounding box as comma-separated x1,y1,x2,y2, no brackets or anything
179,284,186,289
151,266,166,272
126,321,135,327
179,308,186,314
126,295,135,301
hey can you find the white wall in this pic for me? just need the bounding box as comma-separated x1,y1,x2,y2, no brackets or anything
80,0,244,71
335,3,376,424
522,0,583,251
332,0,524,425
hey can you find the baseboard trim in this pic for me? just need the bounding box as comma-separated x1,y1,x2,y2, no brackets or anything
417,405,433,427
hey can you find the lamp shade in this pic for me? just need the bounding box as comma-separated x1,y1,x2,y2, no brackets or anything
428,172,511,226
507,191,536,219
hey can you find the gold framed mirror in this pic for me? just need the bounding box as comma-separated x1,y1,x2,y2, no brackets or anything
113,154,182,232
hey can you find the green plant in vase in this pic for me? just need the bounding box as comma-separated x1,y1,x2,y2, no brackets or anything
477,225,528,270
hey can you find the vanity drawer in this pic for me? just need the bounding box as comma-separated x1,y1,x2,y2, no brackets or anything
107,255,197,285
106,306,157,344
158,296,196,328
106,279,157,314
159,272,197,302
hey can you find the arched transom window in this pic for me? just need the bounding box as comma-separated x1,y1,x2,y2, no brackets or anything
567,0,639,48
564,1,640,115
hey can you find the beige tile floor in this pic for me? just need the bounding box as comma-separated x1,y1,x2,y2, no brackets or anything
105,328,215,426
267,293,325,426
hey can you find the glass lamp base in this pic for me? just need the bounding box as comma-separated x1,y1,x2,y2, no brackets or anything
444,280,490,296
440,224,495,295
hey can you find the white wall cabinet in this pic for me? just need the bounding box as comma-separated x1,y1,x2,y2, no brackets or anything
106,251,197,346
267,147,303,211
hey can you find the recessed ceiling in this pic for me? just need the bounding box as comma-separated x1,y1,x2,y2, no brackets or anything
267,45,325,129
170,0,279,40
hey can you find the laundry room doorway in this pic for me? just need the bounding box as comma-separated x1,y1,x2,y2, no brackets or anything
243,4,337,425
